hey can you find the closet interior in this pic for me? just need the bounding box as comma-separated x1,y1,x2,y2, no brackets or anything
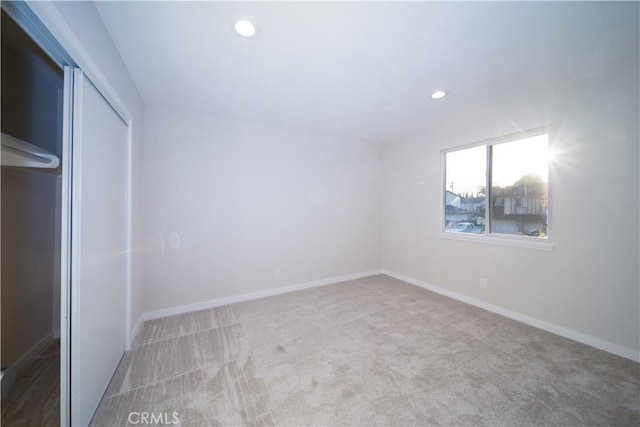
1,9,64,425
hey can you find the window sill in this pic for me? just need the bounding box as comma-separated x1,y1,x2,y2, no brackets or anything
439,232,555,251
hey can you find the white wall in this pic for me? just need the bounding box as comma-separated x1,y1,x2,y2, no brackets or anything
1,170,58,365
28,1,145,340
142,106,381,312
382,57,639,356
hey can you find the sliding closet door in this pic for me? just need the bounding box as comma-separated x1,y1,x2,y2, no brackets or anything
70,69,129,426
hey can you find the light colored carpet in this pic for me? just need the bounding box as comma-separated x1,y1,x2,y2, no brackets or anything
92,275,639,426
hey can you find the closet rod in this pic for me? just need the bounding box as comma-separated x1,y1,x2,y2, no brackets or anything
1,132,60,169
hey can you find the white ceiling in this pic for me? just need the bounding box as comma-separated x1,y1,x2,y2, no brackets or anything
95,1,639,143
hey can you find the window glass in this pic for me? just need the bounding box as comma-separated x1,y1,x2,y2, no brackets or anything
444,145,486,234
443,131,550,240
491,134,548,237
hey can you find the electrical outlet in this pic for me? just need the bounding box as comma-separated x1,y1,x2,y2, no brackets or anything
480,278,487,290
275,269,281,279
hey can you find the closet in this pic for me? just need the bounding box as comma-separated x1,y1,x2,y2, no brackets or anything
1,3,133,424
1,9,64,424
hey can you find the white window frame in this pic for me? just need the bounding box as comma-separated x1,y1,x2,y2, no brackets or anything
440,126,554,251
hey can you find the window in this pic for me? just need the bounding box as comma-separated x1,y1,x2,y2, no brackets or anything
443,129,550,241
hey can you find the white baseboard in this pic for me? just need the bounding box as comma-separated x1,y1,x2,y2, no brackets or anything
2,335,52,397
143,269,384,322
8,331,55,373
128,316,144,349
382,269,640,363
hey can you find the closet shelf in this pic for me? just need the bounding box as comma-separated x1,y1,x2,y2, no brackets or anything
1,132,60,169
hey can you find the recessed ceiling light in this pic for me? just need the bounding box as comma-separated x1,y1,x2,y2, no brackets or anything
234,20,256,37
431,90,447,99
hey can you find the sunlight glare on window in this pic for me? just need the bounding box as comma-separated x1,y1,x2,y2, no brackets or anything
491,134,548,237
492,134,549,187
